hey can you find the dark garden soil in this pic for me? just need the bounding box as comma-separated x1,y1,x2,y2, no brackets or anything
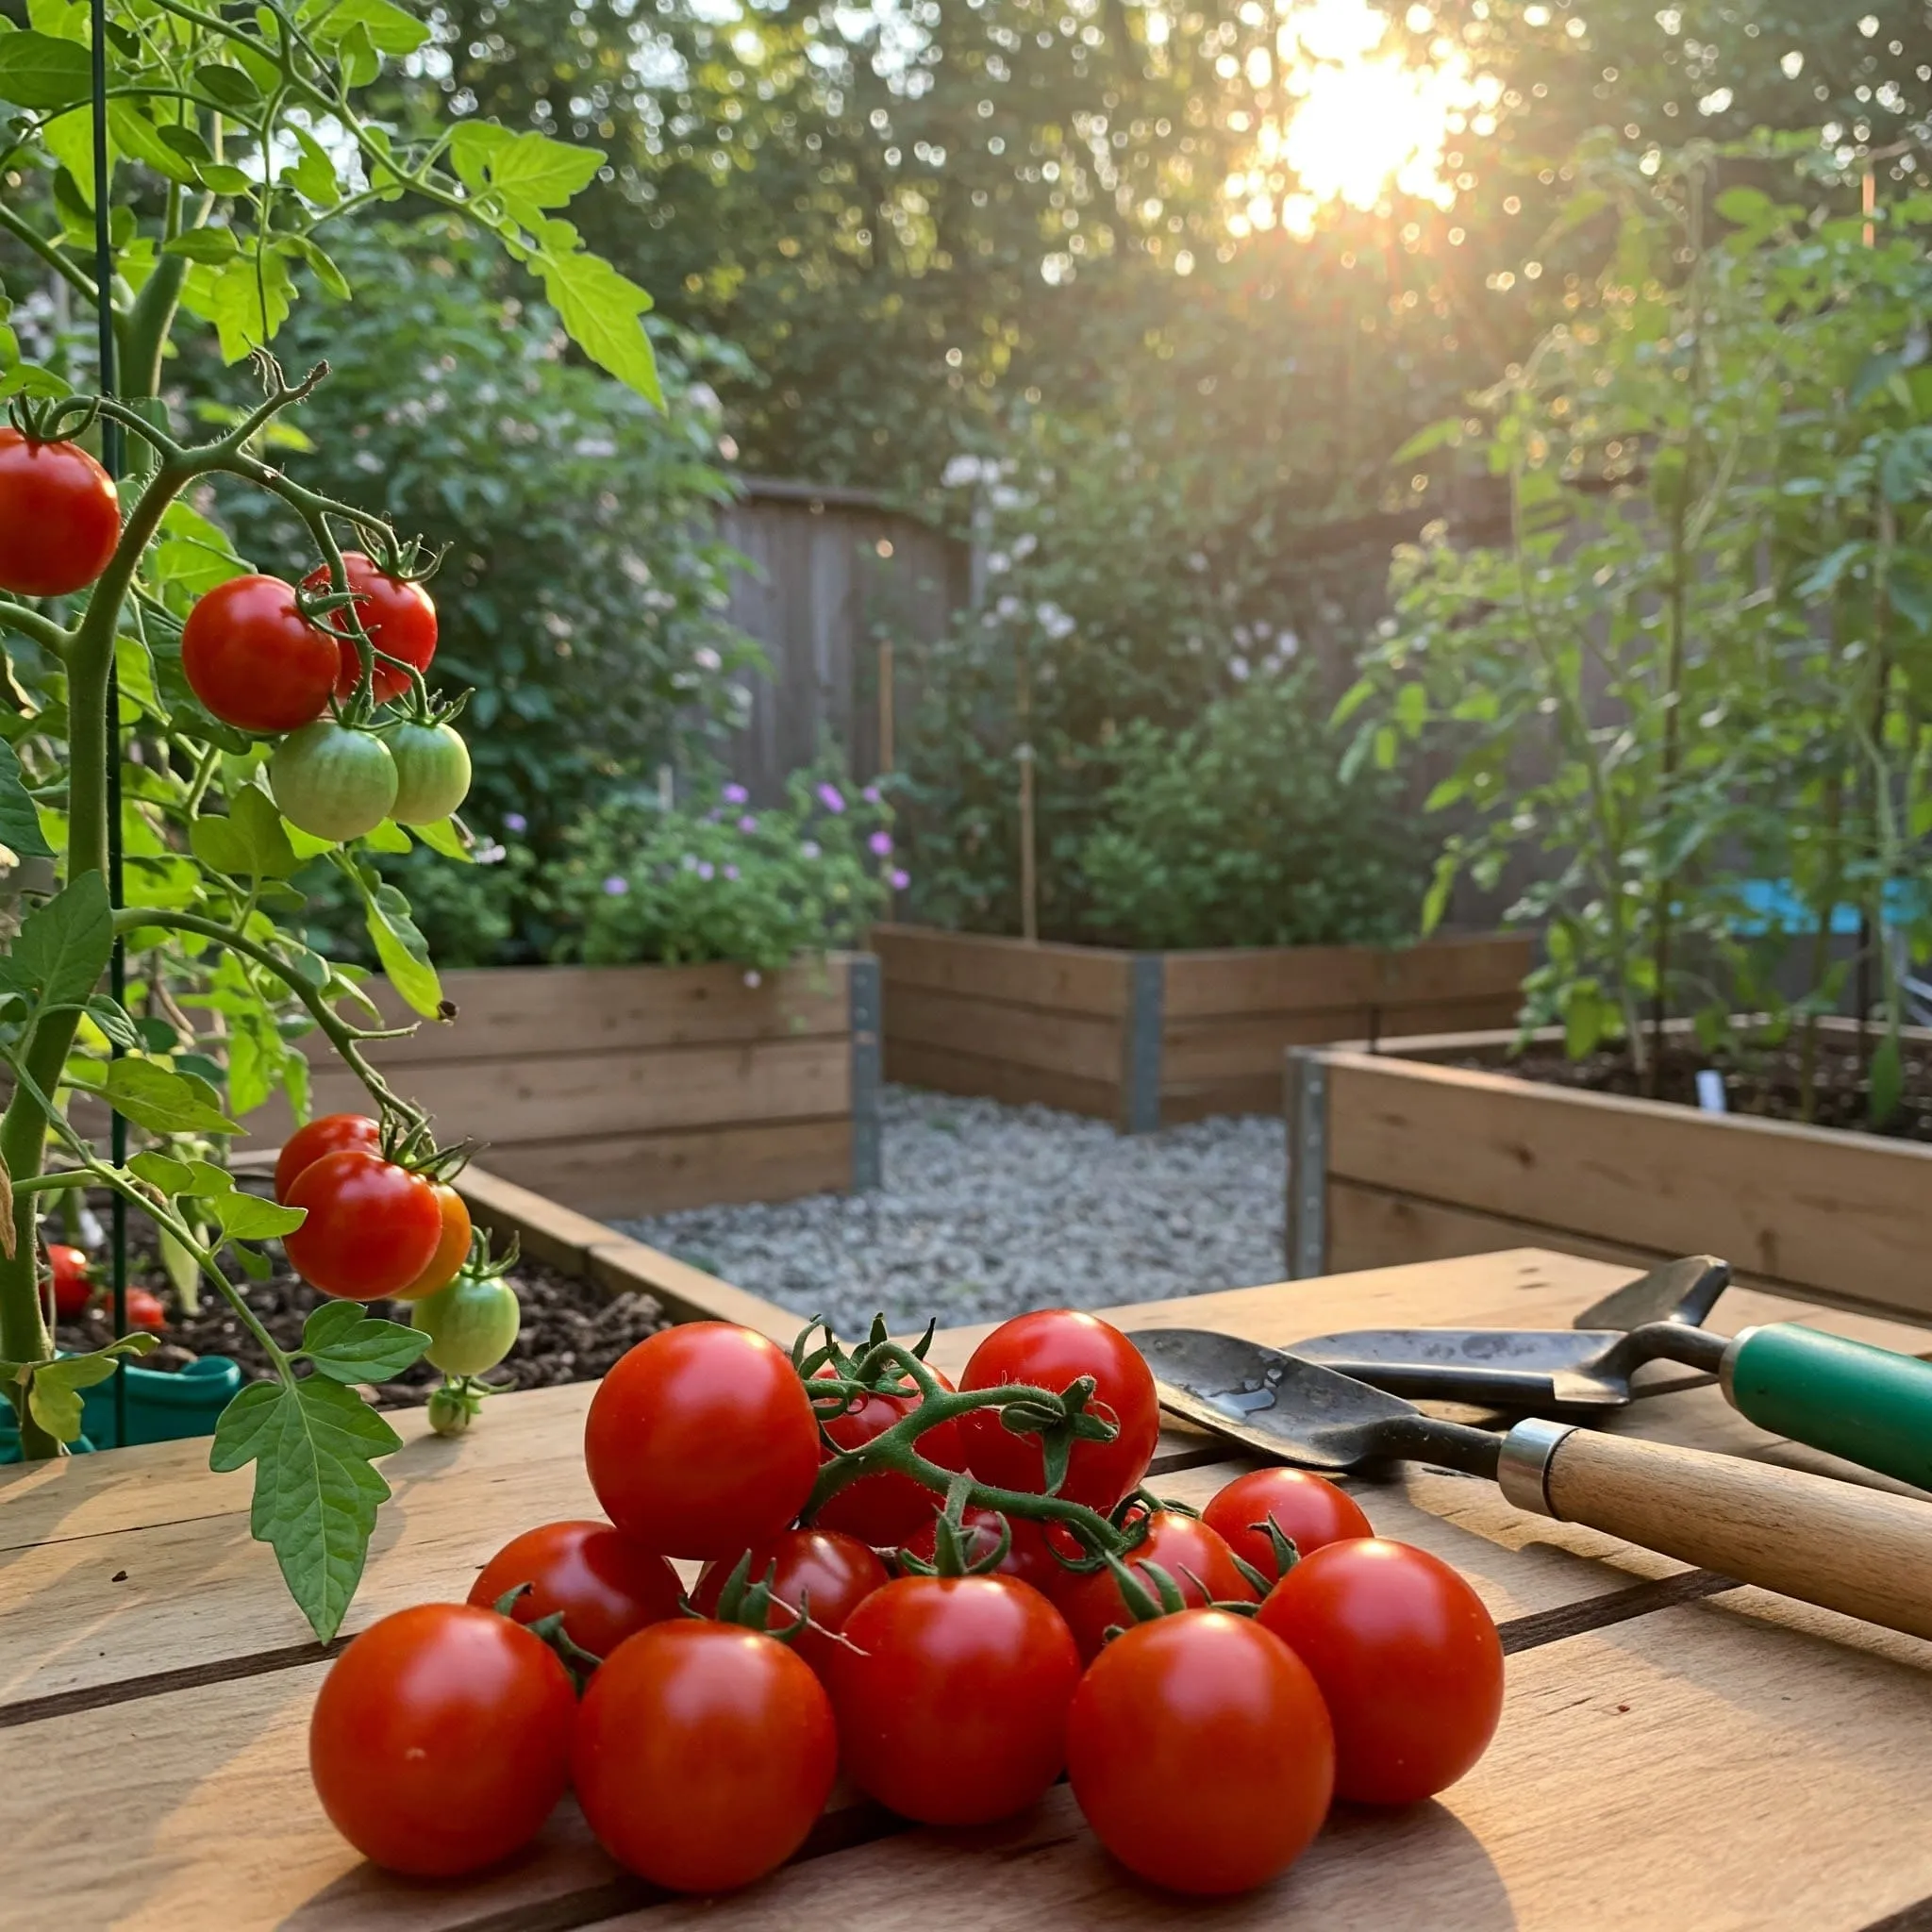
52,1196,667,1407
1457,1034,1932,1144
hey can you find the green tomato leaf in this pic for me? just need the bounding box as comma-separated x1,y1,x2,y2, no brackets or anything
300,1302,431,1385
285,234,351,301
363,880,441,1018
0,871,112,1013
0,739,53,860
193,61,262,110
127,1149,196,1193
210,1191,306,1241
531,232,662,406
309,0,430,56
25,1334,158,1441
411,815,471,862
84,993,142,1051
164,229,243,265
93,1057,243,1136
193,786,302,880
182,1158,237,1198
0,28,91,108
359,818,411,854
286,126,341,208
209,1374,403,1641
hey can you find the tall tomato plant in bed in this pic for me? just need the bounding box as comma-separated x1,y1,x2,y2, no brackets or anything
0,0,668,1641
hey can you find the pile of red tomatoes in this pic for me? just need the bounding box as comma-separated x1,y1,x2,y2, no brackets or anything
309,1307,1505,1900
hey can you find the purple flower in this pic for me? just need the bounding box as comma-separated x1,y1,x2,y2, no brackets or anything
817,782,846,814
505,812,528,834
602,874,628,896
697,860,716,881
724,863,740,880
862,785,882,805
743,969,762,988
738,814,758,833
723,782,750,805
869,830,892,857
800,840,822,860
891,869,910,891
706,808,723,823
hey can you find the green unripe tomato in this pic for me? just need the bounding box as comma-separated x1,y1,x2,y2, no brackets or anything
411,1273,522,1378
387,720,473,824
271,720,398,841
427,1382,477,1437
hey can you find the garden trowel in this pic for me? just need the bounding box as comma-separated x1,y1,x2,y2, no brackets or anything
1126,1327,1932,1641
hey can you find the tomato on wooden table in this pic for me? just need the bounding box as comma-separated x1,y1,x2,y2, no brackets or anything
180,574,339,733
573,1620,837,1893
308,1603,575,1877
811,1362,964,1546
826,1573,1081,1824
303,550,439,704
897,1504,1072,1598
958,1308,1159,1510
584,1322,820,1558
273,1113,381,1203
469,1520,682,1660
1056,1509,1256,1661
691,1527,889,1679
282,1150,443,1300
1202,1466,1374,1583
0,428,119,597
1067,1607,1335,1896
1257,1537,1504,1806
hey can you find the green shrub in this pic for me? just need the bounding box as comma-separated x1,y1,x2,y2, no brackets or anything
1076,675,1424,952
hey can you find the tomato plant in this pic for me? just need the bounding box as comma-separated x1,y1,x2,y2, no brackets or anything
0,431,120,599
811,1362,964,1545
385,721,473,825
573,1620,838,1893
45,1243,92,1320
826,1573,1082,1824
283,1151,444,1300
470,1520,683,1660
302,552,439,704
411,1270,523,1377
271,722,400,842
1202,1467,1374,1583
1257,1538,1505,1805
180,575,341,734
1056,1509,1255,1661
585,1323,821,1558
273,1115,382,1204
958,1309,1159,1510
1067,1608,1335,1895
691,1527,889,1678
308,1603,576,1878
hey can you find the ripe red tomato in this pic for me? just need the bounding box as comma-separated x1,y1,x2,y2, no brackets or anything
125,1286,167,1331
308,1603,576,1877
826,1574,1081,1824
303,550,439,704
1202,1467,1374,1583
274,1113,381,1202
1067,1608,1335,1895
468,1519,682,1660
1257,1538,1504,1806
585,1323,820,1558
390,1184,471,1302
180,574,340,733
958,1308,1159,1510
0,428,119,597
691,1527,888,1679
46,1243,92,1319
898,1504,1074,1598
282,1149,444,1300
811,1363,965,1545
573,1620,837,1892
1057,1509,1257,1661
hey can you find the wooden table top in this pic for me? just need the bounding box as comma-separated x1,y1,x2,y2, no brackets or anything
5,1246,1932,1932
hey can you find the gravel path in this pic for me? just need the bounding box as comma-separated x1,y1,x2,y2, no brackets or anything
615,1086,1287,1337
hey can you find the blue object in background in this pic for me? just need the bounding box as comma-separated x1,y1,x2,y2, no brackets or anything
0,1355,244,1462
1733,877,1928,936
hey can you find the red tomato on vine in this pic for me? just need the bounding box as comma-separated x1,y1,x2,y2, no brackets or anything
0,428,120,598
303,550,438,704
958,1308,1160,1510
468,1520,682,1660
282,1149,444,1300
1056,1509,1256,1661
45,1243,92,1319
897,1504,1073,1598
274,1113,381,1203
1067,1608,1335,1895
691,1527,889,1678
180,574,340,734
1202,1466,1373,1582
811,1362,965,1545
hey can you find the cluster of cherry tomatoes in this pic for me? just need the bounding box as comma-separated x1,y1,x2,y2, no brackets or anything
42,1240,166,1331
309,1307,1505,1900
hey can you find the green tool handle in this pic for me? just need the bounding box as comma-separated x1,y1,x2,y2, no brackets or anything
1725,1324,1932,1491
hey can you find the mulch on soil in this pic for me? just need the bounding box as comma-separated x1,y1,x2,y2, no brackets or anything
52,1200,667,1407
1463,1034,1932,1143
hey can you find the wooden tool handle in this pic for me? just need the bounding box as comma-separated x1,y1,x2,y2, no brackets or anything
1540,1429,1932,1641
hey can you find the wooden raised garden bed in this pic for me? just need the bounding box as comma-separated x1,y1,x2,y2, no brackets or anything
251,956,880,1219
1284,1024,1932,1325
875,924,1529,1129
